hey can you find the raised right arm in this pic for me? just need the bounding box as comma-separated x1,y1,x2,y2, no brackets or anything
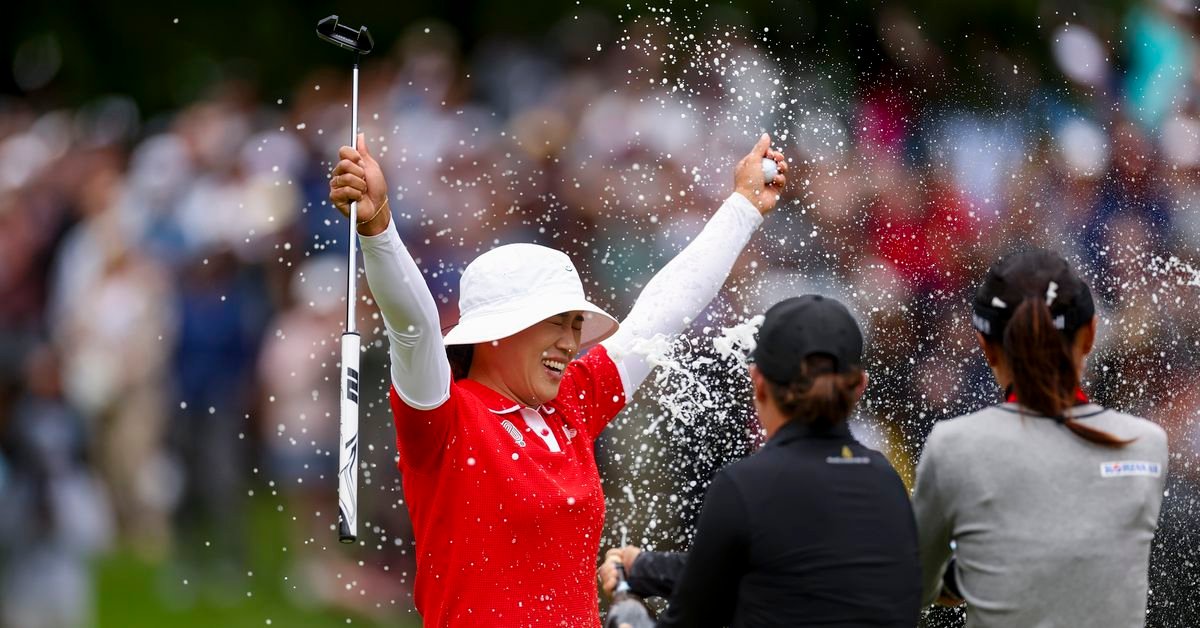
331,135,451,410
359,220,451,409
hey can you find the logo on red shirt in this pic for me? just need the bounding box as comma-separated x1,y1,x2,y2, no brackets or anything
501,419,526,447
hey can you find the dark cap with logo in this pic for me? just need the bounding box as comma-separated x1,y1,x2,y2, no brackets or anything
749,295,864,384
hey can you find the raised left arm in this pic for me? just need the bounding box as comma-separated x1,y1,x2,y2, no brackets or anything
602,134,787,399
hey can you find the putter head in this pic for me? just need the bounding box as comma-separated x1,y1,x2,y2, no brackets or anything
316,15,374,55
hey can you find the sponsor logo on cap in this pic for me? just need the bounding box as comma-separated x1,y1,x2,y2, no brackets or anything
1100,460,1160,478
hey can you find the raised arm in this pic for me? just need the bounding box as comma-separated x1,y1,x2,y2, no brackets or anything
602,134,787,398
330,135,451,410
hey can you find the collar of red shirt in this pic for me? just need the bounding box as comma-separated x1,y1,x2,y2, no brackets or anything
457,379,557,416
1004,386,1090,405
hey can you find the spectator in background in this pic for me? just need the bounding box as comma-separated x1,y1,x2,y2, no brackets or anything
169,247,264,595
49,165,177,558
0,344,113,628
257,254,356,606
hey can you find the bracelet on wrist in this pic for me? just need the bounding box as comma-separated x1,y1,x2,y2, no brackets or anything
357,198,388,225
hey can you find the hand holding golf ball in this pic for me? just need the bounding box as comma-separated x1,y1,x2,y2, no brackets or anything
762,157,779,184
734,133,788,215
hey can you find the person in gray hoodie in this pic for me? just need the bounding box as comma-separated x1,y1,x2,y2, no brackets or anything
913,248,1168,627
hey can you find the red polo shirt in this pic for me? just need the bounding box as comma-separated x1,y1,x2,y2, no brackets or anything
390,345,627,627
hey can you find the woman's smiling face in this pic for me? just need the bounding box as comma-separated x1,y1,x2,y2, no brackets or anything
470,311,585,407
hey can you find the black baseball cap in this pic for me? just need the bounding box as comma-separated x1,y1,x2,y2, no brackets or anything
749,295,864,384
972,248,1095,341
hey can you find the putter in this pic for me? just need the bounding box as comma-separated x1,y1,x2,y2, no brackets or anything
317,14,374,544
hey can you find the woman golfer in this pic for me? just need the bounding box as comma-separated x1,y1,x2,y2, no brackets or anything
597,295,921,627
913,248,1169,626
329,133,786,626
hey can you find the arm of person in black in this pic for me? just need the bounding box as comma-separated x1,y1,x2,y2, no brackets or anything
655,471,748,628
626,551,688,599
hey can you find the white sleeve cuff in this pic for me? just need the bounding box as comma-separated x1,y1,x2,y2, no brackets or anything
726,192,765,226
357,216,402,250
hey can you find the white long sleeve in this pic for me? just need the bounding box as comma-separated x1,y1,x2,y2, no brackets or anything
359,218,451,410
602,192,763,400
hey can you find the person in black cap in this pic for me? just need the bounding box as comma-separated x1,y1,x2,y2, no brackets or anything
598,295,921,628
912,248,1168,627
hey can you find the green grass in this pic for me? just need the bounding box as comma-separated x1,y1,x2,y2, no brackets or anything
94,553,379,628
94,498,421,628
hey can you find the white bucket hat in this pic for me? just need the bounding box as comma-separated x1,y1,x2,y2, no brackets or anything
442,243,619,347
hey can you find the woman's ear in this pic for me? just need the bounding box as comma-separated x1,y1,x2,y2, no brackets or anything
750,365,769,405
977,330,1013,391
853,370,869,402
1077,316,1097,357
976,331,1001,367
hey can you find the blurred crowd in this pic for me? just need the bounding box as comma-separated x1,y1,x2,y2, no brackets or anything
2,2,1200,626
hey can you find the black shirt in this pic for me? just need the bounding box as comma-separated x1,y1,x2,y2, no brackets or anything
627,420,921,627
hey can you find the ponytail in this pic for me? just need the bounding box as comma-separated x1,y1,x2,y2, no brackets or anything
1002,297,1133,448
1061,419,1135,448
1002,297,1077,419
766,355,864,429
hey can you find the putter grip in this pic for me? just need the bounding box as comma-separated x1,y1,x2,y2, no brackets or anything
337,332,361,543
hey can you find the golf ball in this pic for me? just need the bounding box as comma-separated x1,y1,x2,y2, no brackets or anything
762,158,778,184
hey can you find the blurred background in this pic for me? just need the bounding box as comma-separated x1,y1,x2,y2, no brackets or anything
1,0,1199,626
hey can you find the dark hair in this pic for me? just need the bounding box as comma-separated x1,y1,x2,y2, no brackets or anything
447,345,474,380
974,249,1133,448
764,354,864,429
